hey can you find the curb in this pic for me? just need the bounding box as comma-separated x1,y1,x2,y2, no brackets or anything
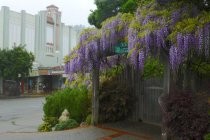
0,94,47,99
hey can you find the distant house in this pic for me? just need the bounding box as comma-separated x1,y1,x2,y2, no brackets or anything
0,5,84,94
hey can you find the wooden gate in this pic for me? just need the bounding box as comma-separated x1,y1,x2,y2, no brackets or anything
118,66,163,125
143,78,163,124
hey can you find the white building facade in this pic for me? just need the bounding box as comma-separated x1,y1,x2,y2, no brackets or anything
0,5,84,94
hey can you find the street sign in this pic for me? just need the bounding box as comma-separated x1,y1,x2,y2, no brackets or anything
114,42,128,54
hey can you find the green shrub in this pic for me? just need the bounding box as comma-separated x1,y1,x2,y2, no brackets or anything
38,122,52,132
43,87,91,123
143,56,164,79
54,119,79,131
99,76,134,122
42,116,58,127
85,114,92,125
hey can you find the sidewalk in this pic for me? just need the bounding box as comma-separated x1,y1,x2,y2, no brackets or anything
0,122,161,140
0,126,112,140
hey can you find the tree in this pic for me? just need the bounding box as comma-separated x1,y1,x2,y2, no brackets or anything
0,45,35,80
88,0,138,28
120,0,139,13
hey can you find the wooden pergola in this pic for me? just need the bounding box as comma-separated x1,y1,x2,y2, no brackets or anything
90,44,171,125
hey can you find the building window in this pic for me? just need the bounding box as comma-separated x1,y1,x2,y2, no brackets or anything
46,24,54,44
46,43,54,54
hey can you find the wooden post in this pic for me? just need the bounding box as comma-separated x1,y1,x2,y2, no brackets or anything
0,76,2,95
163,59,170,95
160,51,170,95
160,53,171,140
92,68,99,125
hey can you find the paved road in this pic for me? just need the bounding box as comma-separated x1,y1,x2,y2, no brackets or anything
0,97,159,140
0,97,44,133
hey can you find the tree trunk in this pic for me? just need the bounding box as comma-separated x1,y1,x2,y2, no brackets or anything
91,68,99,125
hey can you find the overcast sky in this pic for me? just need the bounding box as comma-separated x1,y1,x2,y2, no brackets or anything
0,0,96,27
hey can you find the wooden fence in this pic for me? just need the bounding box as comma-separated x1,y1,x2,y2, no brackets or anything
117,66,164,125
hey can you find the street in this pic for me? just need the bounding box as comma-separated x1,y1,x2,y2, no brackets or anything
0,97,44,133
0,97,160,140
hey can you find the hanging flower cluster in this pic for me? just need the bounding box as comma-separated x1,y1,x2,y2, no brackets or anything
100,13,133,55
100,55,127,70
64,28,101,82
65,13,133,80
168,11,210,71
128,2,171,70
128,1,210,71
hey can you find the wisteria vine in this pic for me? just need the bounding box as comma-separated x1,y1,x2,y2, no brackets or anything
128,1,210,71
65,13,132,82
65,1,210,81
64,28,101,81
100,13,133,55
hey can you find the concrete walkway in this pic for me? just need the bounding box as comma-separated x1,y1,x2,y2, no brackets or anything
0,123,161,140
99,121,161,140
0,126,115,140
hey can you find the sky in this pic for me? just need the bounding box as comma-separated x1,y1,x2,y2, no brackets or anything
0,0,96,27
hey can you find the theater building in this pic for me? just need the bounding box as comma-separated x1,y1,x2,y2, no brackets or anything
0,5,84,94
